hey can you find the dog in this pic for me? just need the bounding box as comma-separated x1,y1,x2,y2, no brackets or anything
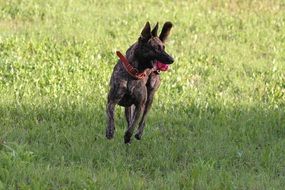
106,21,174,144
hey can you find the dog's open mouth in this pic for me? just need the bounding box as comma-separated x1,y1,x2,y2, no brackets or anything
155,60,169,71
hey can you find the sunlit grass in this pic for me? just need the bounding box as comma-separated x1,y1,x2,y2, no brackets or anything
0,0,284,189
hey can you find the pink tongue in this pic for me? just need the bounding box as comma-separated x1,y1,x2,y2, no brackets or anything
156,61,169,71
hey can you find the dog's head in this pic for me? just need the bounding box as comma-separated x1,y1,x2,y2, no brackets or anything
134,21,174,69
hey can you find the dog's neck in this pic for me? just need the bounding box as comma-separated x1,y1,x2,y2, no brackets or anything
125,43,153,72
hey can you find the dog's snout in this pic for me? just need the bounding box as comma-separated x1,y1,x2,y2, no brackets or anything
159,51,174,64
165,53,174,64
169,56,174,64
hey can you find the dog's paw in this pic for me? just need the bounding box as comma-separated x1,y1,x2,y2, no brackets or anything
124,131,132,144
134,133,141,140
106,130,114,140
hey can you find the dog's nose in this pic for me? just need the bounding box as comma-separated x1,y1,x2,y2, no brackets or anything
169,56,174,64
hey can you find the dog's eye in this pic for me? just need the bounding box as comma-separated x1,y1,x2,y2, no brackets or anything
150,45,157,52
158,45,165,52
155,47,162,52
157,45,164,52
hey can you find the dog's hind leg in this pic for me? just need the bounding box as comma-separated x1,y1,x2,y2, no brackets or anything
106,100,116,139
106,86,126,139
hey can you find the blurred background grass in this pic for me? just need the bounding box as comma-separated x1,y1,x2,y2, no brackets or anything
0,0,285,189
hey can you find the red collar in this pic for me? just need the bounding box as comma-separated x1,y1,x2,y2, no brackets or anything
116,51,146,80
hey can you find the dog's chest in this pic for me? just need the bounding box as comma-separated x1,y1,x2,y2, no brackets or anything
127,77,148,95
127,71,160,95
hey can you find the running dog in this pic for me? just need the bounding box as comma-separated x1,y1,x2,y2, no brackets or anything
106,21,174,143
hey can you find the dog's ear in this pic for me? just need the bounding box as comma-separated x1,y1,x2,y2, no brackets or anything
159,21,173,43
140,21,151,42
151,22,159,37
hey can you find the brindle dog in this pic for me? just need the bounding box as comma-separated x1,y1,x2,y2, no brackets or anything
106,21,174,144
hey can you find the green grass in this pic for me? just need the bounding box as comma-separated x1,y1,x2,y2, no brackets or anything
0,0,285,189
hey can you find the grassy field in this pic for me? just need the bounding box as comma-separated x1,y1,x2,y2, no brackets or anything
0,0,285,189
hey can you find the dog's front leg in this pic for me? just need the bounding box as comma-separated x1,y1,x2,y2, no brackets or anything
124,104,145,144
124,88,147,144
135,89,156,140
125,105,135,128
135,98,153,140
135,75,160,140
